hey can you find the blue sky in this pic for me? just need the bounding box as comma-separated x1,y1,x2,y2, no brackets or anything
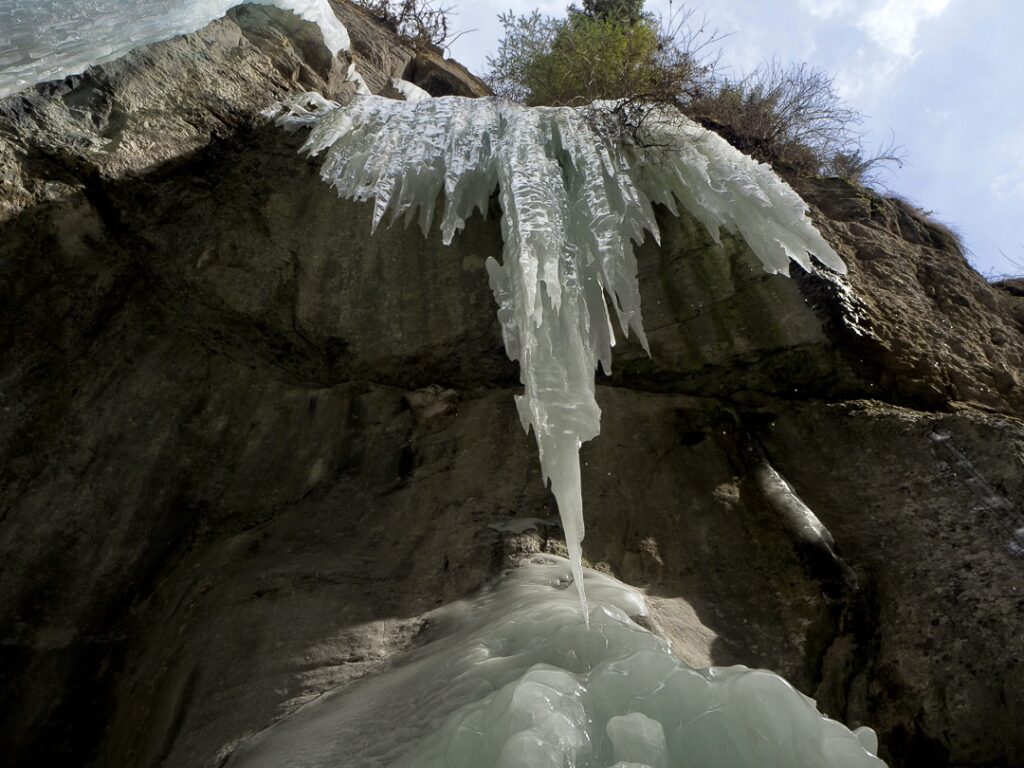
446,0,1024,277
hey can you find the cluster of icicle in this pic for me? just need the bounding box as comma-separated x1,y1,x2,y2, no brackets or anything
275,92,845,614
0,0,349,99
231,556,884,768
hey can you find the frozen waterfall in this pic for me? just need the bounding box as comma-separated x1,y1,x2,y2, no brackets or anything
0,1,846,618
0,5,884,763
0,0,349,99
277,93,845,615
230,556,884,768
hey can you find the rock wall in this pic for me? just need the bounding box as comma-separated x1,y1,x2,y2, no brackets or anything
1,4,1021,767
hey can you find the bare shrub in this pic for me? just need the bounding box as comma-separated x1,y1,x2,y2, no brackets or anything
686,60,905,181
887,193,966,254
826,138,906,185
353,0,455,50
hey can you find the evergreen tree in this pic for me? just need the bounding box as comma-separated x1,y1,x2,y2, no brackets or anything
577,0,645,24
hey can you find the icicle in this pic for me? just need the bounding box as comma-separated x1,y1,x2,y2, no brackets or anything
292,95,845,619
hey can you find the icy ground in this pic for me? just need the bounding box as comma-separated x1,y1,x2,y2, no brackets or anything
229,556,883,768
275,92,846,613
0,0,349,98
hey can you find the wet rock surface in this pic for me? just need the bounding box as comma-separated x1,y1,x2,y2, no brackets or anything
1,4,1021,768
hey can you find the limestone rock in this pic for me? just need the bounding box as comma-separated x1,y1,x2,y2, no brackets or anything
0,4,1021,768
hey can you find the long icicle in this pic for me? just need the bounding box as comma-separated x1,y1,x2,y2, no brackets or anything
285,94,845,621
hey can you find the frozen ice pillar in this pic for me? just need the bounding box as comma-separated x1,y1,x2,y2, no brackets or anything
286,95,845,616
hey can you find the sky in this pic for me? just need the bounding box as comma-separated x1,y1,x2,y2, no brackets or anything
445,0,1024,278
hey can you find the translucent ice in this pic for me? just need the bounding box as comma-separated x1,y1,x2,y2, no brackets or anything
228,556,884,768
286,94,845,613
0,0,350,98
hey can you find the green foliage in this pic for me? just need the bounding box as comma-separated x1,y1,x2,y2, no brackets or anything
576,0,646,24
521,14,662,107
486,5,712,111
484,2,903,183
485,11,559,104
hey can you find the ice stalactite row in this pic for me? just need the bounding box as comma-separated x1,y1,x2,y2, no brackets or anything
279,93,845,615
0,0,350,98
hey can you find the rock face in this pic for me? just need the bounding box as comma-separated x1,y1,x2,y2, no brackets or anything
1,4,1021,768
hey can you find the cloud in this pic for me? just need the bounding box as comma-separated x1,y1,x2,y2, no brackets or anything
797,0,856,20
833,50,900,100
805,0,956,99
856,0,953,59
992,144,1024,203
799,0,954,58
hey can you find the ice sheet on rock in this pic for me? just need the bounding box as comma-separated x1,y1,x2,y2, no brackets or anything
291,94,845,615
0,0,349,99
228,556,885,768
392,78,431,103
347,61,371,96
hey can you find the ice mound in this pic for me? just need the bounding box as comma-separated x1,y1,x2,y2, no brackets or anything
280,93,845,613
0,0,349,98
229,556,883,768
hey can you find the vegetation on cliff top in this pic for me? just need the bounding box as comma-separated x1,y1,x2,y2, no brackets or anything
353,0,971,265
482,0,904,184
353,0,457,50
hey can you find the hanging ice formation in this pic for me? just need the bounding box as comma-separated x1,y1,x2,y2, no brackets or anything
0,0,350,99
0,0,845,622
277,93,845,616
